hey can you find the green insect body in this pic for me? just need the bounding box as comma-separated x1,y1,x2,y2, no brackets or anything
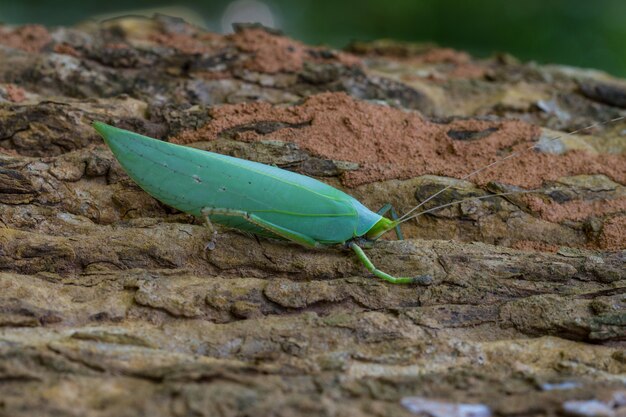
93,122,431,285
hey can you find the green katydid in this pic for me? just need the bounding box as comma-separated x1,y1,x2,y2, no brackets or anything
93,117,623,284
94,121,430,284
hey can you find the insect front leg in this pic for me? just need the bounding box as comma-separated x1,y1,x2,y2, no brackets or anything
348,241,432,285
201,208,219,251
376,203,404,240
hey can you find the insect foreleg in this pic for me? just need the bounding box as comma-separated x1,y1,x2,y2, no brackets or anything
201,207,322,249
348,242,432,285
376,203,404,240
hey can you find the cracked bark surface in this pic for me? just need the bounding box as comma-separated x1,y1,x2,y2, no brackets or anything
0,15,625,417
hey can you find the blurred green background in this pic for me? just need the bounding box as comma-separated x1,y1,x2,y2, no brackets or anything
2,0,625,77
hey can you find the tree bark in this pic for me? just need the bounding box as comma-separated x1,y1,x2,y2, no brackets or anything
0,15,624,417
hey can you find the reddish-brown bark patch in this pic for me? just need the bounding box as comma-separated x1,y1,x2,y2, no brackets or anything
229,28,360,73
5,84,26,103
148,27,359,74
150,32,223,55
412,48,471,65
0,25,51,53
524,196,626,223
174,92,625,189
598,216,625,250
53,42,81,57
230,28,305,73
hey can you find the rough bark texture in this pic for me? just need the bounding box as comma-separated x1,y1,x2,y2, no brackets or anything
0,15,625,417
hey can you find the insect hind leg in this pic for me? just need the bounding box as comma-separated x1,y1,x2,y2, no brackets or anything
376,203,404,240
201,207,322,249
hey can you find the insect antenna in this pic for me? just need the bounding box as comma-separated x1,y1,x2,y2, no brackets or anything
395,189,541,225
397,115,625,222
